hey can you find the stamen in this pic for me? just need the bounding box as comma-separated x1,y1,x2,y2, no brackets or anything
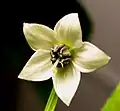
51,59,59,71
50,44,71,68
60,45,67,54
59,61,64,68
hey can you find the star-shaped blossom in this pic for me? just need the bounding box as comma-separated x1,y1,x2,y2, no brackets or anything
18,13,111,106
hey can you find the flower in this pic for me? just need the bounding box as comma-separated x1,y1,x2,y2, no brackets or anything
18,13,111,106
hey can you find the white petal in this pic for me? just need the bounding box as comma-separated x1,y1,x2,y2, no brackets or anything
54,13,83,48
18,49,53,81
72,61,96,73
52,64,80,106
73,42,111,73
23,23,57,51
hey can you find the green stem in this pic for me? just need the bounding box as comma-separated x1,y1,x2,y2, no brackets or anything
44,88,58,111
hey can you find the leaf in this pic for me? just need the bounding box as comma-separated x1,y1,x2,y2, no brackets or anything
102,82,120,111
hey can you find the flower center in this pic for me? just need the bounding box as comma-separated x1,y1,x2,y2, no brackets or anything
50,44,71,68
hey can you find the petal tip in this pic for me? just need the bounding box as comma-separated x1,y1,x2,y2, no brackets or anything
69,13,78,16
106,55,111,64
66,13,79,19
65,101,70,106
63,98,72,106
107,56,111,64
23,23,30,29
108,56,111,60
18,74,23,79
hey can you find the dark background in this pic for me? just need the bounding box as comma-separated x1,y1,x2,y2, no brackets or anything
2,0,93,111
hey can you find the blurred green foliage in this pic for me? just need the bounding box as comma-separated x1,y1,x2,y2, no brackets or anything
102,82,120,111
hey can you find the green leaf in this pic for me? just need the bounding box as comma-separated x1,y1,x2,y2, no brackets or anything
102,82,120,111
44,88,58,111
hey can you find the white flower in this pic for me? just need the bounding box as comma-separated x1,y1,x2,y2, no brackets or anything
18,13,111,106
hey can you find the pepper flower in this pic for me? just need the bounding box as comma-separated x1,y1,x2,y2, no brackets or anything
18,13,111,106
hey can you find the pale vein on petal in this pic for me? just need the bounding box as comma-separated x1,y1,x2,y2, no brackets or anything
18,49,53,81
73,42,111,73
52,64,81,106
54,13,83,48
23,23,57,51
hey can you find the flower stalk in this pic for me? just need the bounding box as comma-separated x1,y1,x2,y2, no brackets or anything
44,88,58,111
